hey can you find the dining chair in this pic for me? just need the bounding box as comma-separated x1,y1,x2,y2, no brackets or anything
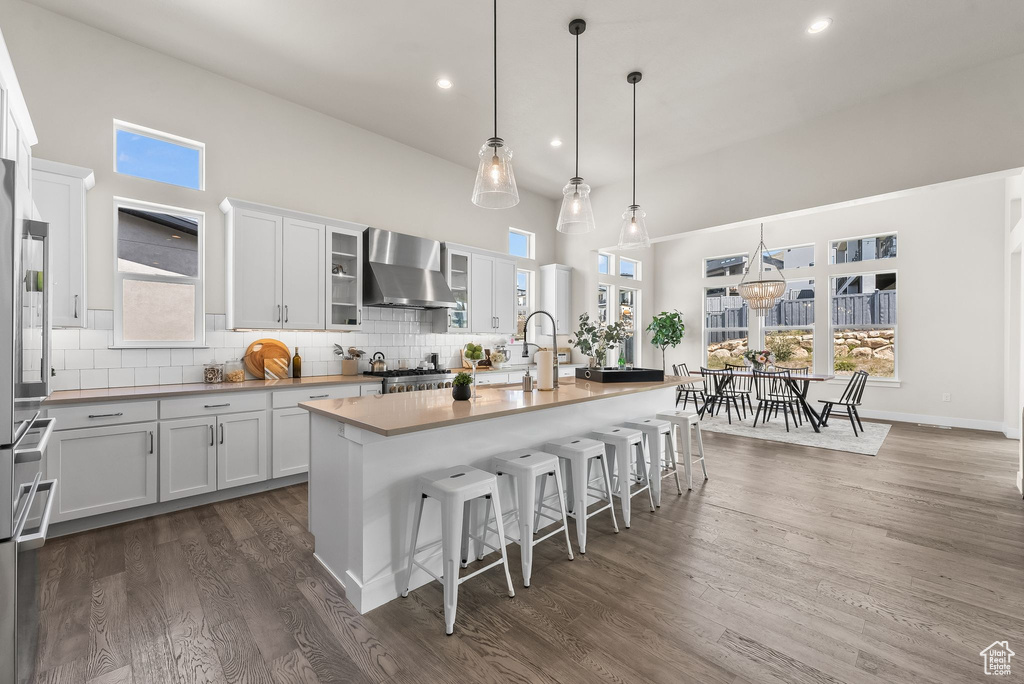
724,362,754,415
779,365,810,425
700,367,743,423
673,363,704,410
752,369,799,432
817,370,869,436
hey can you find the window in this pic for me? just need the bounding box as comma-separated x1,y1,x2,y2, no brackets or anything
619,256,640,280
762,244,814,270
705,253,748,278
508,228,534,259
597,284,610,327
830,234,897,264
830,272,897,378
618,287,640,366
598,252,612,275
114,198,204,347
515,269,533,341
114,120,204,190
704,286,749,370
764,278,815,369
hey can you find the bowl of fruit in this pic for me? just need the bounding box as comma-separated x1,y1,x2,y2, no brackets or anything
462,342,486,369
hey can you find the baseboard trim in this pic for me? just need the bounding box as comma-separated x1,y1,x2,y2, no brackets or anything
50,473,308,537
858,409,1005,434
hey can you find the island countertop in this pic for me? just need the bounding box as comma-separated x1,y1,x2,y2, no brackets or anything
300,375,699,437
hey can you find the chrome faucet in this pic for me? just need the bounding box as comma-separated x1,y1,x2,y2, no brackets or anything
522,310,560,388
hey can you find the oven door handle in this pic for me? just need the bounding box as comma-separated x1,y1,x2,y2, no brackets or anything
16,478,57,551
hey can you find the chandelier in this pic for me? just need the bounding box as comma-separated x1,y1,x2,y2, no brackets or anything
737,223,786,315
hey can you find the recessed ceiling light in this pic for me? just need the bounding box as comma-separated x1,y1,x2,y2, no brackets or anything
807,18,832,34
436,78,453,90
550,139,563,147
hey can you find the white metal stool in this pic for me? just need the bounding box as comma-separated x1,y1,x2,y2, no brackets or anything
656,409,709,490
543,437,619,554
622,417,682,507
588,426,655,528
401,465,516,635
485,449,574,587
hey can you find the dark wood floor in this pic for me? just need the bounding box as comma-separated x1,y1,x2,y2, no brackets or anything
29,421,1024,684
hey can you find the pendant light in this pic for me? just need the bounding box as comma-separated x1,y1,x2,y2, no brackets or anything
738,223,787,315
556,19,596,234
471,0,519,209
617,71,651,249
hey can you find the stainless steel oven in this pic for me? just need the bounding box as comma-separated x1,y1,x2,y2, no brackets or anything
1,157,57,684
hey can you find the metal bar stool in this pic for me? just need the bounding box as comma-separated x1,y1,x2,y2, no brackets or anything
543,437,619,554
588,426,655,528
622,417,682,507
656,409,709,490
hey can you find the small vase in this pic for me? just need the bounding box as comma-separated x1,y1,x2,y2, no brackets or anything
588,356,600,369
452,385,471,401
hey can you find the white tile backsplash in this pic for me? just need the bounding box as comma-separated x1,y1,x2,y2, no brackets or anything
52,309,514,390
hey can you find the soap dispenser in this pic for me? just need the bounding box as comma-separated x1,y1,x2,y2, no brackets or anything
522,370,533,392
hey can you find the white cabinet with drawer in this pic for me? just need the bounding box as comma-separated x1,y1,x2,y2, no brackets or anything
474,372,511,386
218,411,268,489
159,392,267,420
272,384,361,409
47,422,158,522
159,417,217,501
47,400,157,431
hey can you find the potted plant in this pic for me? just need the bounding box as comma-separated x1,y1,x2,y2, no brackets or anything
451,371,473,400
646,310,685,370
569,313,627,369
742,348,775,371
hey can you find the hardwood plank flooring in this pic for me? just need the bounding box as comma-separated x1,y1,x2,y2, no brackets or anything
30,421,1023,683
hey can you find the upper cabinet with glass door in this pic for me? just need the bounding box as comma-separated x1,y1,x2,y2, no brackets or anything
326,222,363,330
433,247,471,333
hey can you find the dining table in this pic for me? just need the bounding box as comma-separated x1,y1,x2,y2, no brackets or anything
697,368,835,433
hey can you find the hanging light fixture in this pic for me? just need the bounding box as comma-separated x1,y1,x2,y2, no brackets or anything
738,223,787,315
617,71,651,250
556,19,596,234
471,0,519,209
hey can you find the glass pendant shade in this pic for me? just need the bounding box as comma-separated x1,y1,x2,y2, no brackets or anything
556,178,596,234
471,138,519,209
617,205,650,249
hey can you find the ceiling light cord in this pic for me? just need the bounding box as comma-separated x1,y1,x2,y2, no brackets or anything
632,78,636,209
492,0,497,140
575,29,579,182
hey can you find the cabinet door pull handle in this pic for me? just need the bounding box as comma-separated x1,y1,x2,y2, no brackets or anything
309,394,329,399
204,403,230,409
209,425,215,446
88,412,123,419
277,304,282,323
149,431,154,454
284,305,289,323
219,424,224,445
74,294,79,319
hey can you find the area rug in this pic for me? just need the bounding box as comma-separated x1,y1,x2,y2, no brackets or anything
697,412,891,456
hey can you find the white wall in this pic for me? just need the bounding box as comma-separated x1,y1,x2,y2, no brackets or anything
651,174,1009,430
0,0,560,315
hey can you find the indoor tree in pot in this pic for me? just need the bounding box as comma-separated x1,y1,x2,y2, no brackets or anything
451,371,473,401
569,313,627,369
646,310,685,370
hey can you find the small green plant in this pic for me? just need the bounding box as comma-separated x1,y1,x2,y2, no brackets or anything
464,343,484,362
646,310,685,370
569,313,626,366
766,334,796,363
834,359,856,372
452,372,473,387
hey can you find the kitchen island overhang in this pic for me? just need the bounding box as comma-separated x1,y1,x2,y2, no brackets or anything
302,376,695,614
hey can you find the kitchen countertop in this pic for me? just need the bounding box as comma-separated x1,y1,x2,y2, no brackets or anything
301,375,700,437
44,374,380,405
453,362,583,374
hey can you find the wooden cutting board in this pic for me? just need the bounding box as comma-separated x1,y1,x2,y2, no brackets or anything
243,339,291,379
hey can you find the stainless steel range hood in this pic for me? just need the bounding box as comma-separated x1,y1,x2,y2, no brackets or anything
363,227,457,309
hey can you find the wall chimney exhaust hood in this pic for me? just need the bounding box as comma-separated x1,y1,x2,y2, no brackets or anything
362,227,457,309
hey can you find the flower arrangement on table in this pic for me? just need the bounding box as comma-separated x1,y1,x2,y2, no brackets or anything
569,313,627,368
742,349,775,371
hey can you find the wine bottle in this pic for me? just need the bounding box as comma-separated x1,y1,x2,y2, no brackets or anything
293,348,302,378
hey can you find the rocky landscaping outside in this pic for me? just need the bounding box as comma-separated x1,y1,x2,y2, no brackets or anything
705,328,895,376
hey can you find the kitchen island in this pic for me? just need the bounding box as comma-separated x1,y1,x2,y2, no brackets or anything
301,375,691,613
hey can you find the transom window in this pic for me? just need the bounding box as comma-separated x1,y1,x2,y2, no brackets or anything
705,253,748,278
114,120,204,190
619,256,640,280
508,228,534,259
830,233,897,264
598,252,612,275
762,244,814,270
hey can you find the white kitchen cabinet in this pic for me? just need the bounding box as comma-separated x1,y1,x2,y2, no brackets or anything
493,258,516,333
223,199,328,330
540,264,573,335
271,408,310,478
217,410,268,489
32,159,94,328
468,252,517,334
432,248,471,333
46,422,158,522
159,417,217,501
327,222,364,330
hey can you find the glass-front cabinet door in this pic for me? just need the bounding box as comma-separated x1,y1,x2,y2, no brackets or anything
326,222,363,330
446,250,470,331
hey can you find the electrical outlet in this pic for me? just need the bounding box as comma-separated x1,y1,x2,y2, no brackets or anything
942,393,951,402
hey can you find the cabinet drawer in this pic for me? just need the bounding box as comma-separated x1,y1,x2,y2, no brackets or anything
160,391,267,420
272,384,362,409
48,400,158,430
475,373,510,386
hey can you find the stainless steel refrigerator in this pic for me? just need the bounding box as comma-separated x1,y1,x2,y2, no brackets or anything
0,157,56,684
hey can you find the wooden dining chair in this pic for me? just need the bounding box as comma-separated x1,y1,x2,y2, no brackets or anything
752,369,799,432
673,363,704,410
818,370,869,436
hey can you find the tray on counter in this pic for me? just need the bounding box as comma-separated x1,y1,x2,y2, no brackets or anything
575,367,665,383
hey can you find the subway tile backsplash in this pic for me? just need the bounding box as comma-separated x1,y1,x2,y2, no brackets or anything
50,309,514,391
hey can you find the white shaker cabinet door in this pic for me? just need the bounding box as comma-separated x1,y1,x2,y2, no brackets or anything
271,408,310,478
230,208,283,329
470,253,494,333
493,257,517,335
159,417,217,501
217,410,268,490
46,422,158,522
282,217,325,330
33,165,89,328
